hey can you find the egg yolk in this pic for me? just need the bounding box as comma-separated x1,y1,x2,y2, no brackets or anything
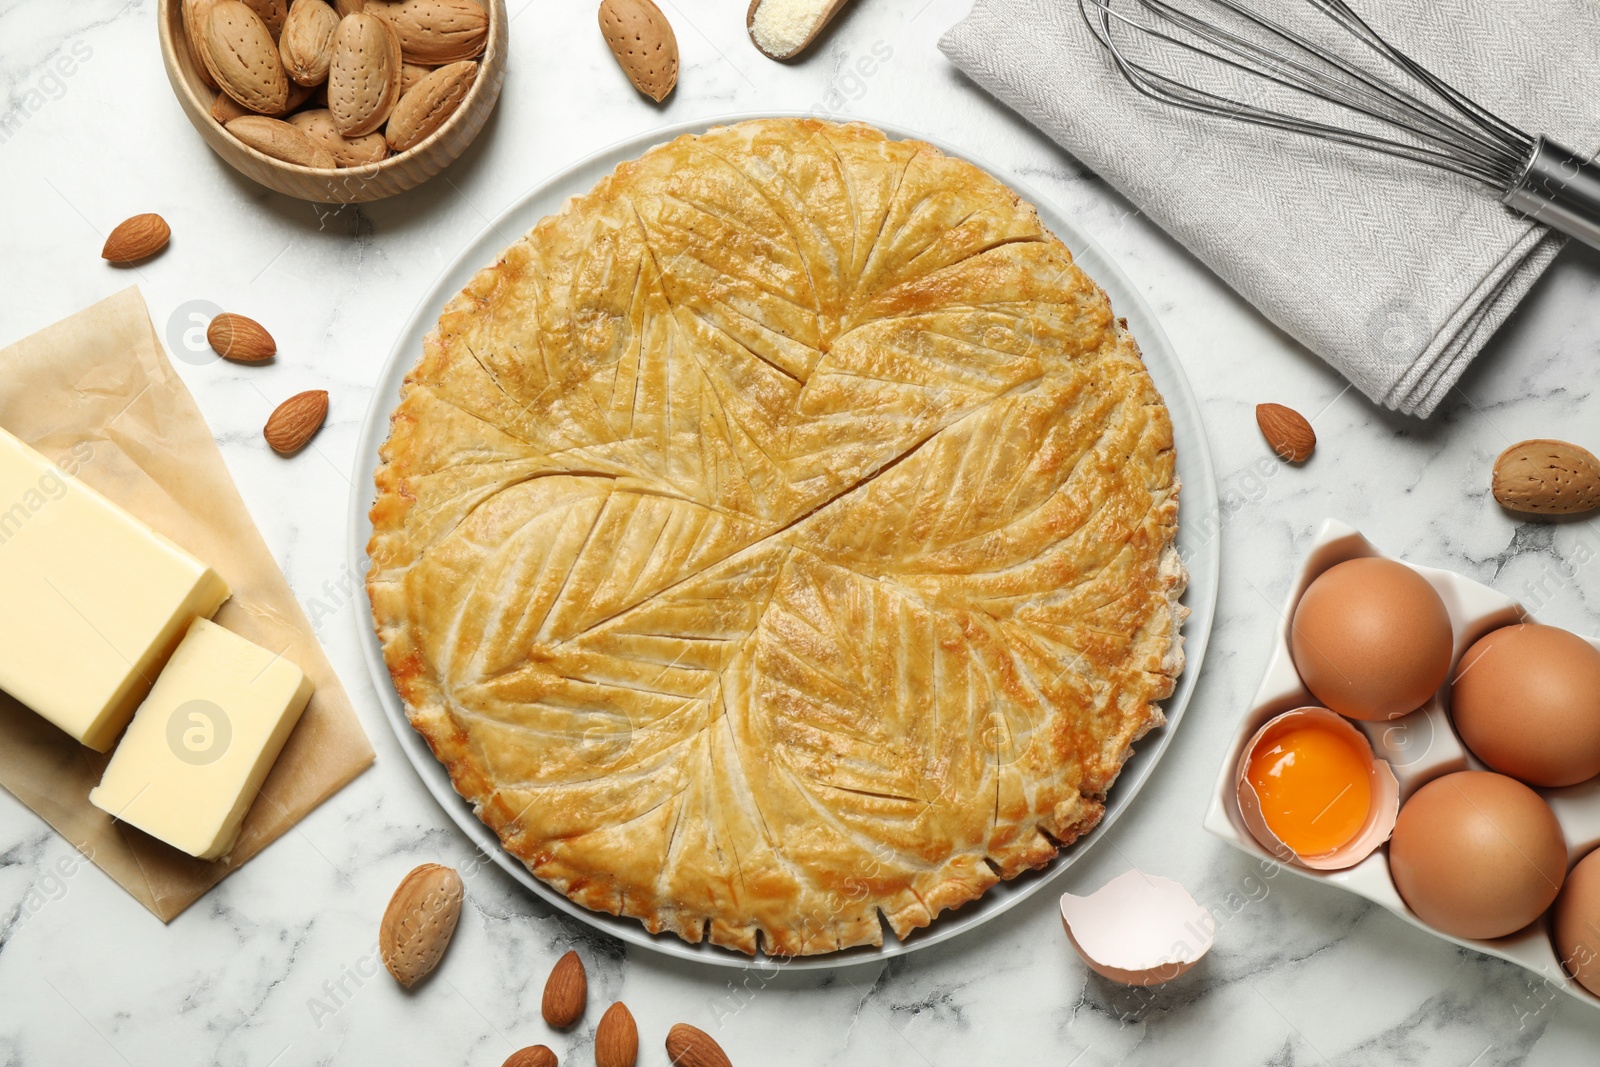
1246,725,1373,857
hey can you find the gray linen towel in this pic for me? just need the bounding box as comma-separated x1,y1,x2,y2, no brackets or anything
940,0,1600,415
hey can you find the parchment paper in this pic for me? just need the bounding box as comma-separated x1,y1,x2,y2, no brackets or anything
0,286,374,921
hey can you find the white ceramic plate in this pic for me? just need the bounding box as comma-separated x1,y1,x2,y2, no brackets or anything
349,114,1221,969
1203,518,1600,1007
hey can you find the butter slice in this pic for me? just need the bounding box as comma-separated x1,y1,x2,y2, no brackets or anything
0,428,230,750
89,618,313,860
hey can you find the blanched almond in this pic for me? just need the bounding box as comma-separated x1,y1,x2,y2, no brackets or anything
328,12,402,136
290,108,390,165
384,59,474,152
207,0,290,114
226,115,338,167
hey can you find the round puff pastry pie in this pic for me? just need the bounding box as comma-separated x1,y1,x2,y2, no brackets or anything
368,118,1185,956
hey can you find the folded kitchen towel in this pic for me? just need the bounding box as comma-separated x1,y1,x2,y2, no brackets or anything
940,0,1600,415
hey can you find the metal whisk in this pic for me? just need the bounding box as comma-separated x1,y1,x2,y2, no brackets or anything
1078,0,1600,250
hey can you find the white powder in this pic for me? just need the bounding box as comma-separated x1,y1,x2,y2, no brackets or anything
750,0,831,58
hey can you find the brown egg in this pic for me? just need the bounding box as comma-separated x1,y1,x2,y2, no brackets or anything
1291,557,1454,721
1451,623,1600,787
1389,771,1566,940
1554,847,1600,996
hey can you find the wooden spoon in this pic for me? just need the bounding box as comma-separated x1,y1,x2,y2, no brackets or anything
746,0,853,61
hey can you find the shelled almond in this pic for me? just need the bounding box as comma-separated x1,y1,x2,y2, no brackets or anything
206,312,277,362
179,0,488,169
665,1024,732,1067
541,949,587,1028
595,1003,639,1067
502,1048,557,1067
264,390,330,455
102,214,172,263
1256,403,1316,464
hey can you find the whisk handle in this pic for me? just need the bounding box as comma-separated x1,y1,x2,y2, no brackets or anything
1502,138,1600,252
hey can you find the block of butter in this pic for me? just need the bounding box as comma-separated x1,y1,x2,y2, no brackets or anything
0,427,230,751
89,617,313,860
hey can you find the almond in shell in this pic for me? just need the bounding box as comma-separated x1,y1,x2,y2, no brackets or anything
399,60,433,94
328,11,403,136
227,115,338,166
665,1024,732,1067
1492,439,1600,516
217,77,314,121
212,90,254,123
385,59,475,151
207,312,277,361
280,0,341,85
102,214,171,264
207,1,291,114
182,0,221,88
334,0,365,13
598,0,677,103
379,863,464,986
540,949,586,1028
367,0,489,64
263,389,329,455
290,108,390,165
240,0,289,36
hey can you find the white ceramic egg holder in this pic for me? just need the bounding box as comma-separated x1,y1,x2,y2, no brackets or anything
1202,518,1600,1008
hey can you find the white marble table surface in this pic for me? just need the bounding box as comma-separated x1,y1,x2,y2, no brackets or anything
5,1,1600,1064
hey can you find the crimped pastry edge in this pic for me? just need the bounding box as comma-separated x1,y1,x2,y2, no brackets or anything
365,117,1188,956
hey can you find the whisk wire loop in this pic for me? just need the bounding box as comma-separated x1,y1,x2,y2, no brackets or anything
1305,0,1533,154
1078,0,1535,187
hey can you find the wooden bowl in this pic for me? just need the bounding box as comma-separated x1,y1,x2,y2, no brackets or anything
158,0,507,203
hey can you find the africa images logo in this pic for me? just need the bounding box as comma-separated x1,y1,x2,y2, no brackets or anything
166,699,233,766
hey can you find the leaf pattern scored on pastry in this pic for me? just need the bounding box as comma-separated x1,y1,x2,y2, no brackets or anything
367,118,1185,956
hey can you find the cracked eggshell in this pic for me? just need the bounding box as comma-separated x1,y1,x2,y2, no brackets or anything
1058,869,1215,986
1235,707,1399,871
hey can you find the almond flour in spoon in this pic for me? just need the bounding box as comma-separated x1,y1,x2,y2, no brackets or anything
750,0,830,58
